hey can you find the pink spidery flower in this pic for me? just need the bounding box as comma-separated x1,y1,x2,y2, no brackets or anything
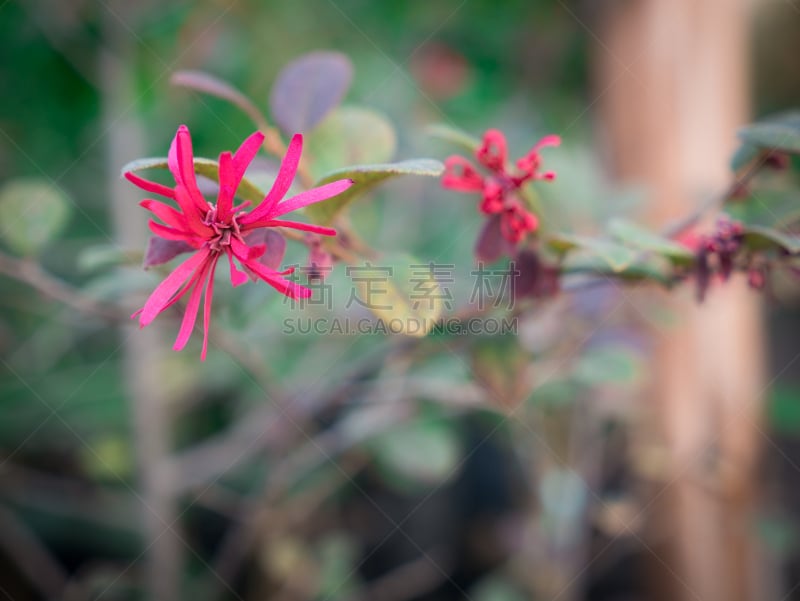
442,129,560,246
124,125,353,360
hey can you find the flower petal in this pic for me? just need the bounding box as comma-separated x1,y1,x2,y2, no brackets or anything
532,134,561,151
138,248,211,326
476,129,507,171
170,125,211,214
172,260,211,352
226,249,249,287
267,179,353,219
442,156,484,192
232,131,265,180
216,151,236,221
124,172,176,199
140,199,189,230
148,220,196,242
243,258,312,299
240,133,303,224
216,131,265,222
249,219,337,237
174,185,212,236
200,259,217,361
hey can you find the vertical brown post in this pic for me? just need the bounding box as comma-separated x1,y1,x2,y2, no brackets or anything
593,1,763,600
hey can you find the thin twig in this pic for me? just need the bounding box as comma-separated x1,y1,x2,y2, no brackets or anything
0,251,127,321
0,504,69,598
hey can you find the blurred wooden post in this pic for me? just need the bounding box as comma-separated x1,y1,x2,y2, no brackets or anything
593,2,764,600
100,6,181,600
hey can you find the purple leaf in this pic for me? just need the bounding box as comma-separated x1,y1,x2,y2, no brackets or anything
511,249,560,300
246,229,287,271
143,236,194,269
475,215,513,263
269,51,354,134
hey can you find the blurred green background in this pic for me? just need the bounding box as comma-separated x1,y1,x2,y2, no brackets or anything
2,1,800,601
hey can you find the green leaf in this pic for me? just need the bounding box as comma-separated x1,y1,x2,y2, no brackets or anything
725,191,800,229
561,254,673,286
0,178,71,256
349,253,447,337
120,157,267,202
171,70,266,127
370,418,461,492
742,224,800,254
607,218,694,265
738,112,800,155
426,123,482,153
269,51,354,135
547,234,637,272
305,159,444,225
730,143,763,173
304,105,397,180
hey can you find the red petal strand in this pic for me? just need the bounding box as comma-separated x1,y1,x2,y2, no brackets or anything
140,199,189,230
532,134,561,151
230,200,252,214
175,126,209,214
173,260,210,352
247,244,267,260
174,185,212,236
124,172,176,199
167,128,181,182
479,180,505,214
244,258,312,299
251,219,337,236
231,131,265,182
442,156,484,192
228,236,252,262
216,151,235,221
200,259,217,361
148,220,196,242
241,134,303,224
476,129,508,171
226,249,249,287
139,249,211,326
264,179,353,220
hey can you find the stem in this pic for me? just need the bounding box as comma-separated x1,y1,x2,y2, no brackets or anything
100,14,183,600
0,251,126,321
0,505,68,599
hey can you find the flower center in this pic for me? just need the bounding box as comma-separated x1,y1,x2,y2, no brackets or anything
204,205,244,252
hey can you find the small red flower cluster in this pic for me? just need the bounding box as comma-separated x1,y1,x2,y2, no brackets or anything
692,218,745,301
442,129,560,247
125,125,352,359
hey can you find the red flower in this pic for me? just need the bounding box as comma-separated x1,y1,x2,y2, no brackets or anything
442,129,559,249
125,125,353,359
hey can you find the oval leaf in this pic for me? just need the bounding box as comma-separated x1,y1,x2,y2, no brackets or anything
738,112,800,155
143,237,194,269
121,157,267,203
608,218,694,265
742,225,800,254
171,70,266,126
304,106,397,179
306,159,444,225
269,51,354,134
0,178,71,256
561,254,673,286
547,234,637,273
350,253,446,337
